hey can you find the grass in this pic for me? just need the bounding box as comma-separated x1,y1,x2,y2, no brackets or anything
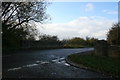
68,54,120,78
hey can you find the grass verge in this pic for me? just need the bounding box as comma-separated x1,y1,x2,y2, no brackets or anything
67,53,120,78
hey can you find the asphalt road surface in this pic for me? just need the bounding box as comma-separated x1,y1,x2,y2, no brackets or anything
3,48,108,78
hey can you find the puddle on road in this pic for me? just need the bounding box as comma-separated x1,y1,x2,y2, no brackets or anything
52,59,58,62
7,57,70,72
64,63,70,66
51,57,70,66
60,57,65,60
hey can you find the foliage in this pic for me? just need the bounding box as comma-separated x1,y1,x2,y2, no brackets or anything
2,1,49,49
2,2,49,26
39,34,58,41
38,34,61,45
107,23,120,45
85,37,98,46
21,35,62,49
62,37,98,48
20,35,98,49
69,37,85,45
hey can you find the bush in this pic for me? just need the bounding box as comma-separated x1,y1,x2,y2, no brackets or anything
107,23,120,46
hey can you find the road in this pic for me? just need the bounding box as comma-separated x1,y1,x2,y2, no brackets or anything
3,48,108,78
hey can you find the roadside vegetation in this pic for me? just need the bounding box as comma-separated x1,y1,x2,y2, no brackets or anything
67,23,120,78
107,23,120,46
67,54,120,78
2,2,49,50
2,2,98,51
62,37,98,48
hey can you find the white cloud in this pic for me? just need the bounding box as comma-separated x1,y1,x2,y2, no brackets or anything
103,10,118,14
91,30,108,39
36,16,116,40
85,3,94,12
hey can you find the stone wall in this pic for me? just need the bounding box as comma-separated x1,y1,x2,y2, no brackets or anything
108,45,120,58
95,40,120,58
94,40,109,56
20,40,63,49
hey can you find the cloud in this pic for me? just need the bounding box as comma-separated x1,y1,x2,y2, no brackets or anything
36,16,116,40
103,10,118,14
85,3,94,12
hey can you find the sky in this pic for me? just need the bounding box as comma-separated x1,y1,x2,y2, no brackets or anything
36,2,118,40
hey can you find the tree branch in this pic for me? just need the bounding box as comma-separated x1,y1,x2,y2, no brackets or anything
11,20,29,30
2,2,12,16
4,5,19,24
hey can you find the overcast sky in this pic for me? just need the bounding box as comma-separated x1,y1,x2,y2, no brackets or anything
36,2,118,40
